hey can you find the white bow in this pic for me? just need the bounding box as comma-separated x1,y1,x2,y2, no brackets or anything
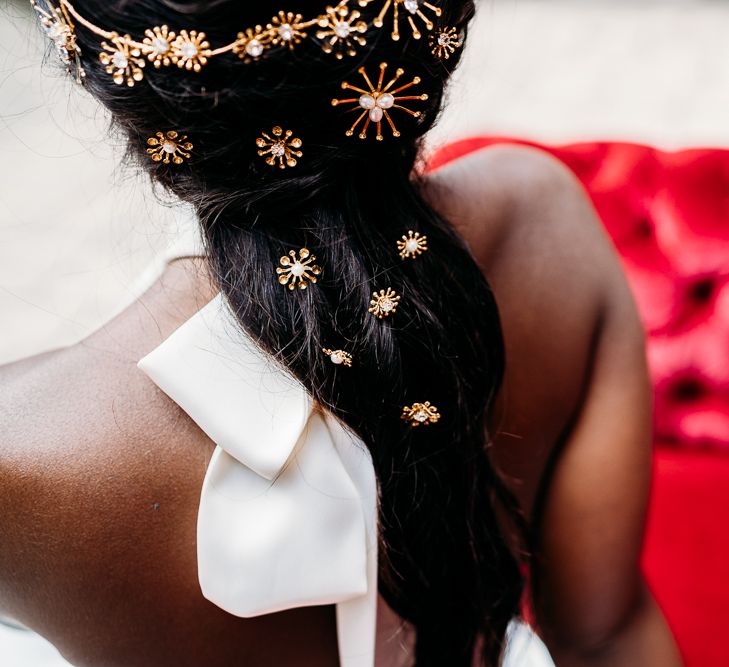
138,295,378,666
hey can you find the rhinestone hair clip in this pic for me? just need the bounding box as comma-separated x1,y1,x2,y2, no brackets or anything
41,0,446,87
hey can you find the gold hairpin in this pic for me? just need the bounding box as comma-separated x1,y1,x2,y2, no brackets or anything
429,26,462,60
397,230,428,259
142,25,176,68
31,0,85,83
401,401,440,426
331,62,428,140
269,11,308,48
316,1,368,59
172,30,210,72
99,33,145,86
358,0,442,41
256,126,303,168
146,131,193,164
369,287,400,318
277,248,321,290
322,348,353,367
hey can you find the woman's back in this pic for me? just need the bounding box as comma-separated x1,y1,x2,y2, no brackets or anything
1,144,653,665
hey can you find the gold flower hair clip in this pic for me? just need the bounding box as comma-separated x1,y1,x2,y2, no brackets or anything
31,0,85,83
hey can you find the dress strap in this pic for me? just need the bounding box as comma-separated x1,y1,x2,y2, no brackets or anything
137,294,378,666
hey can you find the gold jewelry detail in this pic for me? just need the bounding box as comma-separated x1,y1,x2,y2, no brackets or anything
277,248,321,290
322,348,353,367
358,0,442,41
397,230,428,259
31,0,85,83
99,33,145,86
369,287,400,318
233,27,268,61
55,1,439,82
146,131,193,165
256,126,303,169
331,62,428,140
401,401,440,426
142,25,177,68
429,26,461,60
171,30,211,72
316,1,368,59
269,11,308,49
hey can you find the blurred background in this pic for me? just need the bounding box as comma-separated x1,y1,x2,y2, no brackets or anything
2,0,729,665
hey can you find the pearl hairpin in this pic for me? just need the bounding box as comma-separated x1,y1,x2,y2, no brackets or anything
401,401,440,426
277,248,321,290
322,348,353,367
331,62,428,141
146,130,193,164
397,230,428,259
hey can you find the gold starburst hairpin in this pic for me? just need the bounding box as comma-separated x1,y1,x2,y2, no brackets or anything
256,126,303,169
99,33,145,86
277,248,321,290
358,0,442,41
322,348,353,367
397,230,428,259
369,287,401,318
31,0,85,83
401,401,440,426
146,130,193,165
317,1,368,59
142,25,177,68
429,26,462,60
269,11,308,48
171,30,210,71
331,62,428,140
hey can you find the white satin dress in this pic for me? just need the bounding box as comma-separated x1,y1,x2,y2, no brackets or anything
0,209,555,667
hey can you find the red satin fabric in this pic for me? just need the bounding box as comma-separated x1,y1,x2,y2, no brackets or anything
430,138,729,666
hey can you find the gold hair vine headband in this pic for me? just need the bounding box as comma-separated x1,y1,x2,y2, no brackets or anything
44,0,447,87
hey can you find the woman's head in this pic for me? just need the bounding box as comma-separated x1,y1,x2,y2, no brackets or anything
36,1,525,663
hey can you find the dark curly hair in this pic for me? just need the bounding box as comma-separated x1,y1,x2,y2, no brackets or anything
40,1,526,663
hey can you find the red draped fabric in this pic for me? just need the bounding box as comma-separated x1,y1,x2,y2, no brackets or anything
430,138,729,666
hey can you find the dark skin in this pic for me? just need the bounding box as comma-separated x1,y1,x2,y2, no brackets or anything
0,145,683,666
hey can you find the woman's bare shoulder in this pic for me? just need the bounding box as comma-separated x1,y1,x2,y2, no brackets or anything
428,143,643,513
0,259,339,665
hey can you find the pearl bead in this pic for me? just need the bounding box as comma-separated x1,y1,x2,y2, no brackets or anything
111,51,128,69
290,262,305,277
151,37,169,55
278,24,294,41
162,141,177,154
369,107,384,122
246,39,263,57
330,352,344,365
359,94,375,109
405,239,419,252
376,92,394,109
334,21,351,38
180,41,198,59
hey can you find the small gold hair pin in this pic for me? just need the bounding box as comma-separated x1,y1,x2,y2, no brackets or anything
322,348,353,367
256,126,303,169
401,401,440,426
317,1,368,59
332,62,428,140
429,26,462,60
146,130,193,165
277,248,321,290
397,230,428,259
99,33,145,86
369,287,400,318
